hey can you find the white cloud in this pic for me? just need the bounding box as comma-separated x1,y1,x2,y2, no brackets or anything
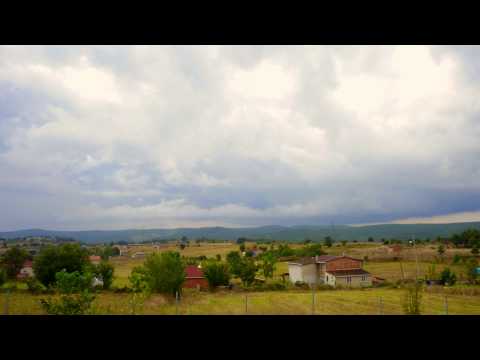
1,45,480,229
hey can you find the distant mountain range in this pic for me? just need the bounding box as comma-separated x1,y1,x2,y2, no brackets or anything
2,222,480,244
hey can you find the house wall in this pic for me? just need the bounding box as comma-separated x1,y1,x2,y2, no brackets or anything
184,278,208,289
331,274,372,288
288,263,318,285
326,258,362,272
288,264,304,284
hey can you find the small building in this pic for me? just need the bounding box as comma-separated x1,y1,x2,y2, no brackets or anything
89,255,102,265
17,260,34,279
287,255,372,288
131,252,146,259
184,265,208,290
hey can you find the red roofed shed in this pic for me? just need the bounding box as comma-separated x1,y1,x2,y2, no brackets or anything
184,265,208,290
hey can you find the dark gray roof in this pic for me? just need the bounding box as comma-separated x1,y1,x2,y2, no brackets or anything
326,269,371,277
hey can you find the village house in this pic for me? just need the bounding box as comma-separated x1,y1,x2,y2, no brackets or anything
287,255,372,288
184,265,208,290
17,260,34,279
89,255,102,265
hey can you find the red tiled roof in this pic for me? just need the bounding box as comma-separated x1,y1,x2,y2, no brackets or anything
326,269,371,277
315,255,339,262
89,255,101,261
185,265,204,278
23,260,33,268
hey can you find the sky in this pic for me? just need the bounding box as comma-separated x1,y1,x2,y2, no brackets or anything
1,45,480,230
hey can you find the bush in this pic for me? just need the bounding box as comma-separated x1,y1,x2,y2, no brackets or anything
237,258,258,286
142,251,185,296
203,260,231,290
92,261,114,290
452,254,462,264
294,281,310,290
0,267,6,287
439,268,457,286
40,270,96,315
26,277,47,294
0,246,29,278
33,243,90,287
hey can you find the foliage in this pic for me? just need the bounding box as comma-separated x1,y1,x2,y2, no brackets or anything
368,237,374,242
0,246,29,278
450,228,480,248
261,252,277,279
295,243,325,257
425,264,437,281
439,268,457,286
40,270,96,315
238,257,258,286
324,236,333,247
452,254,462,264
403,282,423,315
33,243,89,286
128,266,149,293
26,277,47,294
437,245,445,256
92,261,115,290
142,251,185,296
239,244,246,252
341,240,347,246
0,267,6,286
226,251,242,277
101,245,120,260
465,258,479,284
203,260,231,290
236,237,247,245
215,254,221,261
472,246,479,255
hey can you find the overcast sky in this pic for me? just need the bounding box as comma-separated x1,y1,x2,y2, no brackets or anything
1,45,480,230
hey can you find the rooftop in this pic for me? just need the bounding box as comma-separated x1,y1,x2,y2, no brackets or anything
326,269,371,277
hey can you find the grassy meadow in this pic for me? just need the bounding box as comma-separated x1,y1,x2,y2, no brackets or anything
2,241,480,315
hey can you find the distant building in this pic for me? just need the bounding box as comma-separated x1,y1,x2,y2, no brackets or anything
89,255,102,265
17,260,34,279
184,265,208,290
131,252,146,259
287,255,372,288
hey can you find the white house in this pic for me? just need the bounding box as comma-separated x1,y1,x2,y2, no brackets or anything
288,255,372,288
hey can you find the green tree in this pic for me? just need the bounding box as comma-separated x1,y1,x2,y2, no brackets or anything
1,246,29,278
33,243,90,287
215,254,221,261
472,246,479,255
0,267,6,286
324,236,333,248
93,261,114,290
226,251,242,277
239,244,246,252
203,260,230,290
368,237,374,242
238,258,258,286
341,240,347,246
439,267,457,286
261,253,277,279
142,251,185,296
465,258,479,284
40,270,96,315
437,245,445,257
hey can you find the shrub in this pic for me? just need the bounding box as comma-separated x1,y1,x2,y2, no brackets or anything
452,254,462,264
26,277,47,294
0,267,6,287
92,261,114,290
203,260,231,290
237,258,258,286
40,270,96,315
0,246,29,278
33,243,89,287
465,258,479,284
439,268,457,286
261,253,277,279
294,281,310,290
142,251,185,296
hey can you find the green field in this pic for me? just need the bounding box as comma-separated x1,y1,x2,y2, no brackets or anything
2,287,479,315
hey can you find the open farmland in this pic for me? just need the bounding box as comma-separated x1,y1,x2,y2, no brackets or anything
2,287,480,315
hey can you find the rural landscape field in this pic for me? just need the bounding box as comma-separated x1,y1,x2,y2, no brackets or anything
2,45,480,316
2,233,480,315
